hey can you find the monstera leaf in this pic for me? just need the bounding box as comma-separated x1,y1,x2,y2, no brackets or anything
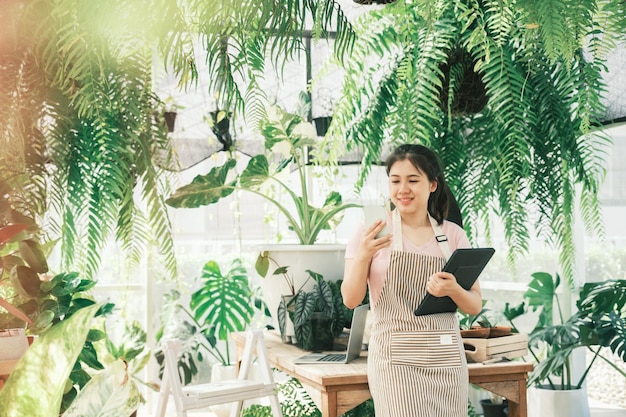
190,259,254,365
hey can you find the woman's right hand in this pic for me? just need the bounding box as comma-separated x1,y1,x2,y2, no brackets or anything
356,220,393,260
342,220,392,309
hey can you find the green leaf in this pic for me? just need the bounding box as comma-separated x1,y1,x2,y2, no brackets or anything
18,240,49,273
239,155,272,189
524,272,558,329
0,303,101,417
10,265,41,298
255,251,270,277
78,341,104,370
273,266,289,275
0,224,29,246
165,159,238,208
189,259,254,362
62,360,141,417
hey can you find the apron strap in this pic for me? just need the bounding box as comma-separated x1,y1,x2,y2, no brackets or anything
429,214,452,260
392,209,403,252
391,209,452,260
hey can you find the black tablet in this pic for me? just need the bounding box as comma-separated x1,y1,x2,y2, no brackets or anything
414,247,495,316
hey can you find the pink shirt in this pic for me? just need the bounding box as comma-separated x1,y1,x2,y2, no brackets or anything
345,216,471,305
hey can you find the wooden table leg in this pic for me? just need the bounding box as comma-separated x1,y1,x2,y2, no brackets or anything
506,379,527,417
322,390,338,417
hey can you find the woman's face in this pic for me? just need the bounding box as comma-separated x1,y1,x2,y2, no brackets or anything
388,159,437,216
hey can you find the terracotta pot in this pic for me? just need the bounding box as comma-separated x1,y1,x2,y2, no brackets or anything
489,326,512,338
460,326,490,338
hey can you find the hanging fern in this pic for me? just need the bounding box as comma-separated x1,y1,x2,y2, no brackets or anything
0,0,178,279
322,0,624,283
157,0,355,117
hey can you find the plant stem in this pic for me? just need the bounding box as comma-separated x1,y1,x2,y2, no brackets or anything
529,345,556,389
179,306,229,365
295,147,311,242
596,349,626,379
576,346,602,389
268,255,295,294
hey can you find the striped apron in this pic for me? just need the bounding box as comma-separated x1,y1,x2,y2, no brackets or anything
367,209,468,417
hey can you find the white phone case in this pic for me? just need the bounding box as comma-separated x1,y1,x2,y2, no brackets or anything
363,205,389,238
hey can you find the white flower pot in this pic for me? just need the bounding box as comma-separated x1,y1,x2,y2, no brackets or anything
209,362,262,416
0,328,29,361
256,244,346,337
210,363,238,417
528,385,590,417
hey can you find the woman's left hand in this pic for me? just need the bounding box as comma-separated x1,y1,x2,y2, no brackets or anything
426,271,459,297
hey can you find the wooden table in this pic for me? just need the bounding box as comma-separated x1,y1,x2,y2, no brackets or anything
232,331,533,417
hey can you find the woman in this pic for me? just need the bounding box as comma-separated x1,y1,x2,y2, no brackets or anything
342,144,482,416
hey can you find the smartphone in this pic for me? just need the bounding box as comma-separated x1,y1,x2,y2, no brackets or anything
363,205,389,238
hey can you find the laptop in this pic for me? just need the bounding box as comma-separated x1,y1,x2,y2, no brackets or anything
414,247,495,316
293,303,369,364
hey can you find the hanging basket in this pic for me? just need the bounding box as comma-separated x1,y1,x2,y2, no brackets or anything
438,48,489,115
313,116,333,137
163,111,177,133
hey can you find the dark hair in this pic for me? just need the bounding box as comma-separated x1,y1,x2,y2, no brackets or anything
385,144,449,224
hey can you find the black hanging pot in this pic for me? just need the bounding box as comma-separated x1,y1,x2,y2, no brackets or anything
163,111,177,133
313,116,333,137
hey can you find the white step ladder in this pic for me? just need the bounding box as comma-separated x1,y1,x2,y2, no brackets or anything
155,330,283,417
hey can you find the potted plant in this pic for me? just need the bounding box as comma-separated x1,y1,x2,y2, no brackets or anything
157,258,257,417
277,270,349,351
480,394,508,417
156,258,258,385
0,224,39,362
254,254,316,342
166,103,359,245
0,303,102,416
320,0,621,287
458,301,491,338
0,221,48,330
458,301,512,339
0,214,51,378
63,319,149,417
166,103,361,329
0,300,148,417
504,272,626,417
189,258,256,367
